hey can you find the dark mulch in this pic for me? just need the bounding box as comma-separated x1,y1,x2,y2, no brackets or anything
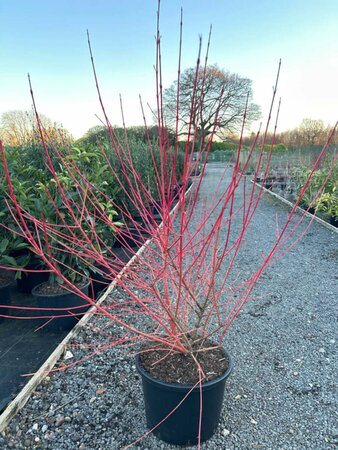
139,339,229,385
33,281,87,295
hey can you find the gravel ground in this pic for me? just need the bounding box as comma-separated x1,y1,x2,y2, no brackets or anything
1,164,337,450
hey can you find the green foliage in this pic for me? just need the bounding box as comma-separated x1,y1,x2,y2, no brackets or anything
209,141,239,152
0,141,122,286
272,143,287,152
258,143,288,152
296,166,338,216
78,125,176,148
177,140,287,154
0,234,30,274
77,127,184,206
1,125,185,285
315,190,338,218
0,154,31,276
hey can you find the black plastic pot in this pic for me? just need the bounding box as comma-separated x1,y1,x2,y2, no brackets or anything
136,350,233,445
191,168,201,177
113,228,151,249
32,282,90,331
16,263,49,294
89,264,114,299
329,215,338,228
150,201,162,218
0,280,12,321
264,177,275,189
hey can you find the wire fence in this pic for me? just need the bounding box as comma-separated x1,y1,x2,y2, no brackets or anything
199,146,337,172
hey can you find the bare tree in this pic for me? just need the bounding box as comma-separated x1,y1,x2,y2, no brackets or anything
163,65,260,147
272,119,332,148
0,110,71,146
299,118,325,146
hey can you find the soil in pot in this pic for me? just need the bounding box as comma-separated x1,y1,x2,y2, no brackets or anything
32,281,90,331
137,339,233,445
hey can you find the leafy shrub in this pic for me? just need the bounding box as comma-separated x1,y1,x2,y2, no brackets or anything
209,141,239,151
315,190,338,218
296,166,338,214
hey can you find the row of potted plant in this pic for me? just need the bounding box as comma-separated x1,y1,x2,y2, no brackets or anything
295,166,338,226
250,164,337,228
0,131,187,329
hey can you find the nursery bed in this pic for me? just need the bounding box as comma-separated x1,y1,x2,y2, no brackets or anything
0,287,69,412
253,180,338,233
0,164,337,450
0,247,139,417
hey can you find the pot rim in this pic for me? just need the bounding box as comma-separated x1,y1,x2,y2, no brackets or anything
32,280,90,298
0,279,12,289
136,348,233,392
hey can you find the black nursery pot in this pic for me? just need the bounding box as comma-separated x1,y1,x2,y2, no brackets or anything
264,177,274,189
89,264,114,299
113,228,151,249
329,215,338,228
32,282,90,331
16,264,49,294
0,281,12,322
136,350,233,445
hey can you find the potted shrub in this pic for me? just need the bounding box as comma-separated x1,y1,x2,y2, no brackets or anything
296,166,338,225
27,186,93,331
31,258,91,332
315,189,338,227
0,166,31,317
28,166,117,330
0,233,30,320
0,269,12,321
2,140,125,329
1,18,337,448
0,143,51,293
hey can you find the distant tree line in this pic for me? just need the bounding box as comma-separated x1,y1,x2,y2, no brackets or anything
2,110,334,155
0,110,74,147
242,118,337,149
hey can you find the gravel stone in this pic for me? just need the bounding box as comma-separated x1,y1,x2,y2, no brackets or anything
54,415,65,427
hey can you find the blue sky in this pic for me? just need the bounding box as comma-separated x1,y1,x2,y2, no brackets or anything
1,0,337,138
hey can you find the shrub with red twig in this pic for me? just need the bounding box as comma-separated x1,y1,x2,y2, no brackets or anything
1,0,337,377
0,1,337,447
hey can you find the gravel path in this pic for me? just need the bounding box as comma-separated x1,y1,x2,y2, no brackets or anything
1,164,337,450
